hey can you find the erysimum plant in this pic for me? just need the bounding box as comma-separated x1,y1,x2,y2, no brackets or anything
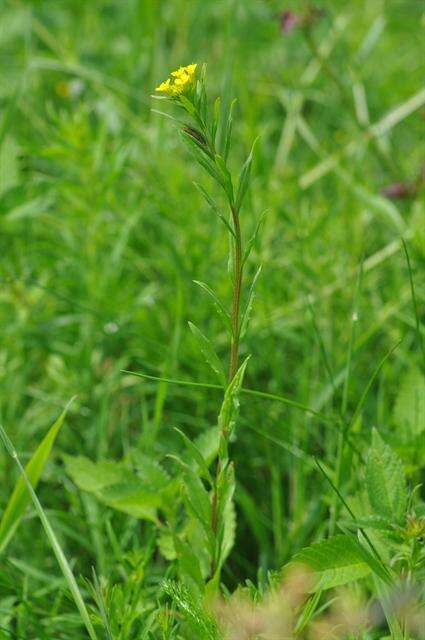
152,63,260,592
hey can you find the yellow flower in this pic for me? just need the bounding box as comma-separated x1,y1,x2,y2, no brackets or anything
155,63,197,97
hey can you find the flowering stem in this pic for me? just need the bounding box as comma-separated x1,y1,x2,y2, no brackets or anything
229,204,243,382
210,203,243,579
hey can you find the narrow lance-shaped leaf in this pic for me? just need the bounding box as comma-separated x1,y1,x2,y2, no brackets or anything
0,399,73,555
174,427,213,485
214,153,234,203
223,98,237,162
193,279,232,333
242,208,267,265
0,425,98,640
218,356,250,446
192,182,235,239
235,137,258,213
240,265,262,339
188,321,226,385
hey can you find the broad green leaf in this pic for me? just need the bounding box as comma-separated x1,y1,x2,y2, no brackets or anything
393,368,425,438
0,401,71,555
292,535,372,591
131,453,170,490
157,530,177,561
64,455,163,523
235,138,258,213
188,321,226,384
96,481,161,521
365,429,408,524
63,455,127,492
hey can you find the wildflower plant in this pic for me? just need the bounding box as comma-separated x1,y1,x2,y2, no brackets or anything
152,63,260,592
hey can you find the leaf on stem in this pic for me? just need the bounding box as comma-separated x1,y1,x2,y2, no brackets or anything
365,428,408,524
235,137,258,213
188,321,226,385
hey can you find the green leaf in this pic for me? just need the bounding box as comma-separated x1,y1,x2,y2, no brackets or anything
242,209,267,265
194,426,220,467
175,427,213,484
0,425,98,640
183,468,212,533
216,463,236,566
235,137,258,213
365,429,408,524
214,154,234,202
173,537,205,596
240,266,262,338
223,99,237,162
188,321,226,385
292,535,373,591
0,400,72,555
192,183,235,238
193,279,232,332
393,368,425,438
64,455,163,522
218,356,250,442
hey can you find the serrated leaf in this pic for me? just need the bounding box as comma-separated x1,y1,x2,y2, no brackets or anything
292,535,372,591
0,402,71,555
64,455,163,522
365,429,408,524
394,368,425,438
188,321,226,384
157,530,177,561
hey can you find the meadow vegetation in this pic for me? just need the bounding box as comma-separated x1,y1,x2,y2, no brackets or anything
0,1,424,638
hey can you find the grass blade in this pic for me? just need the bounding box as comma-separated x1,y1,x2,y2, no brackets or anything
0,424,98,640
0,399,74,555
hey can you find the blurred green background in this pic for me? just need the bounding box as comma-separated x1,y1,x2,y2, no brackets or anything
0,0,424,634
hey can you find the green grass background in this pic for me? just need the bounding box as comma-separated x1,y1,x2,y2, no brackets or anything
0,0,424,637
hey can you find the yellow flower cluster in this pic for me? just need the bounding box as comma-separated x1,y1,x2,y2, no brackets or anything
155,63,197,96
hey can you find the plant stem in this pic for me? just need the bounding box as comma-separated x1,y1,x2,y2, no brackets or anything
210,202,243,578
229,204,243,381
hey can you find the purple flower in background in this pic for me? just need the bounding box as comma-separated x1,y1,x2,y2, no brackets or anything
280,10,301,34
381,182,413,200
